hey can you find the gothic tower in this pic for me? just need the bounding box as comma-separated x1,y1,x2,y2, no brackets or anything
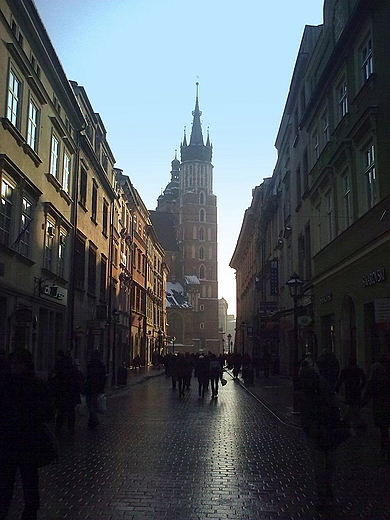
152,84,219,353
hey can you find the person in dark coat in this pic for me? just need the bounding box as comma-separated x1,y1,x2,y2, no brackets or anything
209,354,223,398
316,348,340,390
175,353,191,397
335,357,366,430
361,359,390,460
195,355,210,398
84,350,106,429
0,349,55,520
232,353,242,379
53,355,84,435
299,359,349,512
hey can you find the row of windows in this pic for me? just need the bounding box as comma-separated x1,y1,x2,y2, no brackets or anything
312,142,376,254
0,174,69,275
183,170,207,188
74,235,107,299
296,33,373,132
6,67,72,194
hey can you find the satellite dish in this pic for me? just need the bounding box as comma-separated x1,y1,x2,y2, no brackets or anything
298,315,312,326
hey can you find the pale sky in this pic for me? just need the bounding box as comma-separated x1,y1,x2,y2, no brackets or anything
33,0,324,316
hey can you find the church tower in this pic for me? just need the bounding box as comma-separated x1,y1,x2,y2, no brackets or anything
153,84,219,353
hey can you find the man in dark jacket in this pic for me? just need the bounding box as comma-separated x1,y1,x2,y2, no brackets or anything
316,348,340,390
85,350,106,429
53,355,84,435
195,355,209,398
335,357,366,430
0,349,55,520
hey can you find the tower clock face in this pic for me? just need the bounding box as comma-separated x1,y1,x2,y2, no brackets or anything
333,1,347,41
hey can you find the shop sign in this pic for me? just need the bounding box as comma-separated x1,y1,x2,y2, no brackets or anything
362,268,386,288
319,292,333,304
40,283,67,305
374,298,390,323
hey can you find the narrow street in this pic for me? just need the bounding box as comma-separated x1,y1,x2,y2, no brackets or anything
8,372,390,520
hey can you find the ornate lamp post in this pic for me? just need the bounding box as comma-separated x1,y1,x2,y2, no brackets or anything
286,272,304,414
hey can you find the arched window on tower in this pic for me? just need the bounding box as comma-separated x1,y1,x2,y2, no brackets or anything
189,165,193,186
207,228,211,241
199,208,205,222
193,226,197,239
199,264,206,279
198,227,205,241
199,246,204,260
199,191,205,205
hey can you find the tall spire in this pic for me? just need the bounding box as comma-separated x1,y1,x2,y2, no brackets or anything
189,82,204,146
181,83,212,162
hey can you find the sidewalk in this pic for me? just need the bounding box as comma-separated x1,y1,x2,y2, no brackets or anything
229,370,373,431
106,365,165,396
228,371,302,428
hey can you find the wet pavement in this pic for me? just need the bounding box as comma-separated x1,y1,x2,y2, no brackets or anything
7,367,390,520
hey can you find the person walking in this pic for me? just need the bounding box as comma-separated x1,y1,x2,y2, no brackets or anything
335,357,366,432
53,355,84,436
209,354,223,398
299,358,350,512
361,357,390,461
316,348,340,390
0,349,56,520
232,353,242,379
84,350,106,430
195,354,210,398
175,353,191,397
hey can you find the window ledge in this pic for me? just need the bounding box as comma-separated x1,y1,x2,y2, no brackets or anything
45,173,62,192
78,201,88,213
60,189,72,205
1,118,25,146
22,143,42,167
15,252,35,267
0,241,17,257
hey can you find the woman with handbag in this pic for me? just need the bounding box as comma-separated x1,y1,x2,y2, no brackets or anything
0,349,56,520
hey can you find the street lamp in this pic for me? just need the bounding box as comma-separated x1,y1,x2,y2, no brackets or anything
171,336,176,354
111,308,120,387
286,272,304,414
227,333,232,353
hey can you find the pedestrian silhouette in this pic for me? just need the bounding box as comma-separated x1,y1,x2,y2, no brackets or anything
84,350,106,429
299,359,350,512
52,355,84,436
0,349,56,520
209,354,223,398
361,357,390,461
316,348,340,390
335,357,366,432
195,354,209,398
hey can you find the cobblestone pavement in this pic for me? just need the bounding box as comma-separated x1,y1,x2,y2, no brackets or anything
7,371,390,520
